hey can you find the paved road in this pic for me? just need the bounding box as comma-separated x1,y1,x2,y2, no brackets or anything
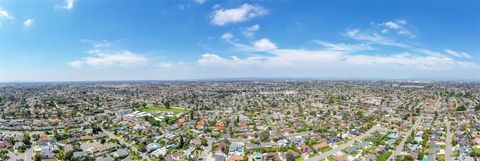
101,128,151,161
306,125,381,161
228,138,250,142
445,119,453,161
8,147,33,161
263,114,281,138
200,139,214,160
388,115,422,161
225,110,237,138
388,102,425,160
285,131,312,138
24,148,33,161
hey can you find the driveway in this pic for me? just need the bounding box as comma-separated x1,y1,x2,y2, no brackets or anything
8,148,33,161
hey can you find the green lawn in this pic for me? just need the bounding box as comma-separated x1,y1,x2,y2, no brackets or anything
377,151,392,161
453,150,459,157
141,105,190,115
321,146,333,153
151,158,162,161
129,150,141,161
349,151,359,156
196,150,203,157
437,154,445,161
473,147,480,153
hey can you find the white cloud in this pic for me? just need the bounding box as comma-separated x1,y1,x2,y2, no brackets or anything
222,37,277,52
344,29,408,48
69,50,148,68
55,0,74,10
193,0,206,5
220,32,234,41
70,40,149,68
247,24,260,31
242,24,260,37
80,39,113,49
0,9,13,19
380,19,414,37
384,21,400,29
415,48,447,57
314,40,373,52
198,53,263,67
444,49,472,59
197,47,478,71
265,49,344,67
23,18,34,28
0,8,14,25
209,17,477,72
252,38,277,51
68,60,84,68
344,53,459,70
210,3,267,26
196,49,343,68
200,34,479,72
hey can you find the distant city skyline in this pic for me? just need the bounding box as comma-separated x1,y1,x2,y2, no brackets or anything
1,0,479,81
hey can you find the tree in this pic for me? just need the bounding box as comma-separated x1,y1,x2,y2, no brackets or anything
456,105,466,111
417,150,424,160
22,134,31,145
91,125,102,134
33,152,41,161
201,137,208,146
355,111,364,118
18,145,26,153
137,143,146,152
190,110,194,120
164,102,171,109
167,117,176,125
164,117,170,125
65,151,73,161
404,155,415,161
63,126,70,133
53,130,61,140
285,152,295,161
32,134,39,141
259,131,270,142
179,135,185,148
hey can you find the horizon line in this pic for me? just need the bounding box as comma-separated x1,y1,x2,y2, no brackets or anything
1,77,480,84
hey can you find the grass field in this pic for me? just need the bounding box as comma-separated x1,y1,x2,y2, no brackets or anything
377,151,392,161
437,154,445,161
141,105,190,115
321,146,333,153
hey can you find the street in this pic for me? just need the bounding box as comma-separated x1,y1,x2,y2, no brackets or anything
388,114,422,161
101,128,151,161
263,114,281,138
8,148,33,161
200,139,213,160
445,119,453,161
306,125,382,161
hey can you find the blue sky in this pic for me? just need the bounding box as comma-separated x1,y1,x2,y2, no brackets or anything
0,0,479,81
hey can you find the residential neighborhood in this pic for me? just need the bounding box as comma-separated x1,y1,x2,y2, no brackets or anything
1,80,480,161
